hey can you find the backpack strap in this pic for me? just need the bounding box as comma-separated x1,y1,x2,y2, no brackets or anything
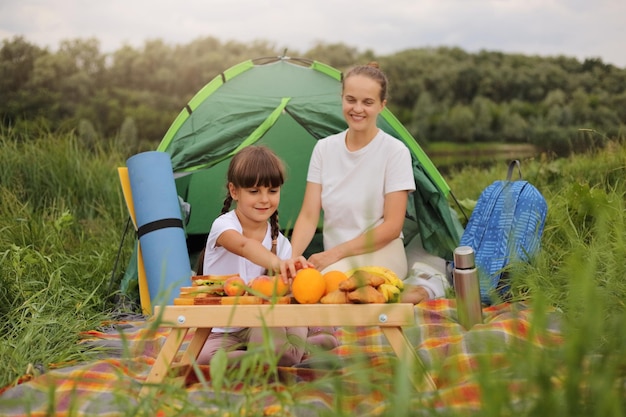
506,160,522,181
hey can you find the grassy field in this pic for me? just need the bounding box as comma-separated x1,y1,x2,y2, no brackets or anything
0,130,625,415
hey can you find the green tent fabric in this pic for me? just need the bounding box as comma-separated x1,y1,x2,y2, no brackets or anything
120,56,463,299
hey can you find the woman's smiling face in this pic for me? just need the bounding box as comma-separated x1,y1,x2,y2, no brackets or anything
341,74,386,134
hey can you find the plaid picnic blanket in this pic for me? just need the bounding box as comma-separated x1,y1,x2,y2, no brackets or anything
0,299,563,416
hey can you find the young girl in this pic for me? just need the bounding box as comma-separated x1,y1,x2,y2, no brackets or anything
197,145,337,366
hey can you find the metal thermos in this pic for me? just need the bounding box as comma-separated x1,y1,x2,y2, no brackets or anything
453,246,483,329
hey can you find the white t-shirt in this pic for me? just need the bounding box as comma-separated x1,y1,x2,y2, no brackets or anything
202,210,292,284
307,129,416,250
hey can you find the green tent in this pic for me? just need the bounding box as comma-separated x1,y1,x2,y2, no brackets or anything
158,55,462,260
120,56,463,299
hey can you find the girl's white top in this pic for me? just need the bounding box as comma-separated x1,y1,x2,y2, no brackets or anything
202,210,292,283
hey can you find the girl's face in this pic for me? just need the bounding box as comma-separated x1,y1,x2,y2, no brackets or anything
229,183,280,224
342,74,386,134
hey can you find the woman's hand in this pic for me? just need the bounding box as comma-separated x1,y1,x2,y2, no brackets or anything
307,249,341,273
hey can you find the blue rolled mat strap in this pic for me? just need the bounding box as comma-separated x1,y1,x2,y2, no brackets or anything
127,151,191,308
137,218,184,239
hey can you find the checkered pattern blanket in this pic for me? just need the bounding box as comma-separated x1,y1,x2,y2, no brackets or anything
0,300,563,416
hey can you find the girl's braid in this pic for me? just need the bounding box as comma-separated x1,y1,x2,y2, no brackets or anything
269,210,280,255
221,195,233,215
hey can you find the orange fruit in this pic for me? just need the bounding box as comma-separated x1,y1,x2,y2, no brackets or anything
250,275,289,298
291,268,326,304
323,270,349,295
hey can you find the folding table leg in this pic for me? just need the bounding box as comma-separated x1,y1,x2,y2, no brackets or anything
380,326,437,391
140,328,189,397
178,327,212,366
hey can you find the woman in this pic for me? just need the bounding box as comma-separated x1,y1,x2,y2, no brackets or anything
290,62,444,304
291,62,413,277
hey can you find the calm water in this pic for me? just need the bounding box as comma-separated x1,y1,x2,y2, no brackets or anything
427,144,538,174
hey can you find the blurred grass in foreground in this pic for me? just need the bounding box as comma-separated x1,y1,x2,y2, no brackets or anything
0,130,624,415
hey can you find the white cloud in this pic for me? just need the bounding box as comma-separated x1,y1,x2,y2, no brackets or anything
1,0,625,67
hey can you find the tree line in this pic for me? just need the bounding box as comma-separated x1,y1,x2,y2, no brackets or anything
2,35,625,156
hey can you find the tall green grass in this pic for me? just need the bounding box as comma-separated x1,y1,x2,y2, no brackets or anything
445,148,626,415
0,129,134,388
0,129,624,415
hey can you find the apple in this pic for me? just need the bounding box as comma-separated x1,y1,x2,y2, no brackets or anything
224,275,246,296
250,275,289,297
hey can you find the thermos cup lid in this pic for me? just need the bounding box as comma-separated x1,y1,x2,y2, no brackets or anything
454,246,475,269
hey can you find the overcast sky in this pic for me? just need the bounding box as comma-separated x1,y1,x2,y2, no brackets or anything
1,0,625,68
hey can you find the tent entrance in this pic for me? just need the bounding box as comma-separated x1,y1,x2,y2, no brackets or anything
178,111,319,236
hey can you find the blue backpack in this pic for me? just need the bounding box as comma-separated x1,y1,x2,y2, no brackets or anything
459,160,548,304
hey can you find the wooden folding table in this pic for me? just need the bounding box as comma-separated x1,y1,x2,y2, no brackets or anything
139,303,435,396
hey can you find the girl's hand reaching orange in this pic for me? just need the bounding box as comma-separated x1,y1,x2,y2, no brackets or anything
280,256,315,282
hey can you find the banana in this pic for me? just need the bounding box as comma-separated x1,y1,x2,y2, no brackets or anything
377,283,401,303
